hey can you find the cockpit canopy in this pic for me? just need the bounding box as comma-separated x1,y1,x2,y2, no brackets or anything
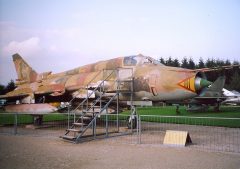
123,54,163,66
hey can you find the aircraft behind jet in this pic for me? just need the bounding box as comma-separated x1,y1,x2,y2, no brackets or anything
222,88,240,105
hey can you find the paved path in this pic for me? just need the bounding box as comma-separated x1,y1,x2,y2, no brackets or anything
0,135,240,169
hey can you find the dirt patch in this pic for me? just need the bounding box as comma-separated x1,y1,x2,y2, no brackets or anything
0,134,240,169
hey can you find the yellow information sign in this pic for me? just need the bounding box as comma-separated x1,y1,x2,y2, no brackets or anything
163,130,192,147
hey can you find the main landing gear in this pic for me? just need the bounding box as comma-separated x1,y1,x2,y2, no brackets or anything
33,115,43,125
127,105,137,129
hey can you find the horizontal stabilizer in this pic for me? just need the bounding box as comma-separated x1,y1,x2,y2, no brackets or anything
199,76,225,97
0,93,29,100
1,87,33,100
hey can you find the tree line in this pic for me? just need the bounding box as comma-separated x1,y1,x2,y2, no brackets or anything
0,80,16,95
159,57,240,91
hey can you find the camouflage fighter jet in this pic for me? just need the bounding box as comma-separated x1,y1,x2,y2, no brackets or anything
0,53,235,123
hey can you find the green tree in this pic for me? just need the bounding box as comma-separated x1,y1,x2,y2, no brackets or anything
5,80,16,93
216,59,225,66
173,58,180,67
224,59,234,84
188,58,195,69
181,57,188,68
224,59,231,66
197,57,205,68
233,61,239,65
0,84,5,95
206,58,215,68
166,56,173,66
226,71,240,91
205,58,217,81
159,57,165,65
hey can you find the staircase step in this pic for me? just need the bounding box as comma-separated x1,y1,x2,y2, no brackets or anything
120,79,133,82
66,128,81,132
84,113,94,117
117,90,132,93
83,110,100,113
61,135,76,140
81,116,92,120
73,122,86,126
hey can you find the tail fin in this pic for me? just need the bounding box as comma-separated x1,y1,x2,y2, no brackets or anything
207,76,226,93
199,76,225,97
12,53,38,84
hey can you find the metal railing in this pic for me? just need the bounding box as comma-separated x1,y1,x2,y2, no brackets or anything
97,114,240,153
62,68,134,142
0,112,71,137
1,113,239,153
137,115,240,152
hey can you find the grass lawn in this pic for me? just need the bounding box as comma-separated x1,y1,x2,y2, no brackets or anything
0,113,70,125
0,106,240,127
122,106,240,117
119,106,240,128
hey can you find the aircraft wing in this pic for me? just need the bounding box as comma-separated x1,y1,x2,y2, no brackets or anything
187,96,227,112
194,65,240,72
35,84,65,96
0,87,33,100
194,96,227,102
194,96,227,99
4,104,58,114
1,84,67,100
169,65,240,73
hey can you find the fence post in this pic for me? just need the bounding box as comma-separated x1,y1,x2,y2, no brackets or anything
74,113,76,123
138,115,141,144
106,107,108,137
94,117,97,139
117,94,119,133
67,105,70,129
136,115,138,144
14,113,18,135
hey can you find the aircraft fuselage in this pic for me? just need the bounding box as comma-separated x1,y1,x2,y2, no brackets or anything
6,54,211,105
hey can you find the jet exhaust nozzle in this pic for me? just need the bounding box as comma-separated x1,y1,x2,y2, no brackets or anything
195,77,212,91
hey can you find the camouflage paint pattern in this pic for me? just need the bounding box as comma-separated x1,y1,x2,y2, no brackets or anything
1,54,212,105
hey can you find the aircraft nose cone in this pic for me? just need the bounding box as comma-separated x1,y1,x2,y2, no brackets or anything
195,77,212,90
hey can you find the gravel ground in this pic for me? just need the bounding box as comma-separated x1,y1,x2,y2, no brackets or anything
0,134,240,169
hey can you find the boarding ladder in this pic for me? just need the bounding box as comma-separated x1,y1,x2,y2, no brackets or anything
61,68,133,143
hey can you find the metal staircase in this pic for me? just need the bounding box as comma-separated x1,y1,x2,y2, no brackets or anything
61,68,133,143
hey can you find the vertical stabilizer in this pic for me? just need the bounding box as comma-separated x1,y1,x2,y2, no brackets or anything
199,76,225,97
207,76,226,93
12,53,38,84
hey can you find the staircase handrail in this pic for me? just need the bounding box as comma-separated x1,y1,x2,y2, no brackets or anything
69,69,116,114
75,93,118,142
68,70,102,104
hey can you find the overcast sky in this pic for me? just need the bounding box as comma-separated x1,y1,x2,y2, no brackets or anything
0,0,240,84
